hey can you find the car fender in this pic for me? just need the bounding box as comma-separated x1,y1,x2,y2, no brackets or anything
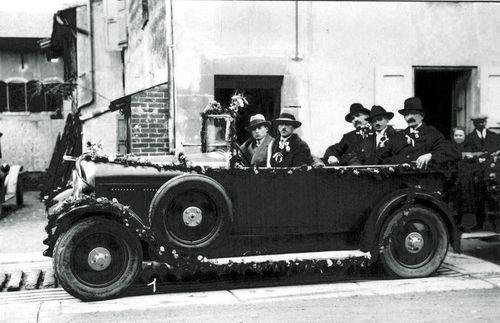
45,200,149,257
360,189,460,260
4,165,22,195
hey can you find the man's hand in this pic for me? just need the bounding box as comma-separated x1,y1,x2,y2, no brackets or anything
327,156,340,165
415,153,432,169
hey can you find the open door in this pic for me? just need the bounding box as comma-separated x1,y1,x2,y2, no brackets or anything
452,70,471,129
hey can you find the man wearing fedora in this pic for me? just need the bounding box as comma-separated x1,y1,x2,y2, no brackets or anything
322,103,371,165
385,97,460,168
269,109,313,167
358,105,398,164
464,114,500,153
238,114,274,167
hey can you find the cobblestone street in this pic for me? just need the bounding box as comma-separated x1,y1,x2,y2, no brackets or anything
0,191,46,255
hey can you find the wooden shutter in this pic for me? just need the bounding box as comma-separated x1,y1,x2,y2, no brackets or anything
104,0,127,51
374,66,413,130
480,67,500,130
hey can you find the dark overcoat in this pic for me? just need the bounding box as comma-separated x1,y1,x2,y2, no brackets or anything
383,123,460,164
322,129,366,165
464,129,500,153
358,126,398,165
270,133,313,167
239,134,274,167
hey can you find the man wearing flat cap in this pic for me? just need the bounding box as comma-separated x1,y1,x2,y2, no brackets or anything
322,103,371,165
385,97,460,168
238,114,274,167
269,109,313,167
358,105,398,164
464,114,500,153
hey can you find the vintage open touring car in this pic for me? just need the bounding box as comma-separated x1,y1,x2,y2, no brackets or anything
43,98,498,301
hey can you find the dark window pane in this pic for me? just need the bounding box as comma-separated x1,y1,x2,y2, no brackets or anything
0,82,6,112
44,83,63,112
8,82,26,112
27,81,45,112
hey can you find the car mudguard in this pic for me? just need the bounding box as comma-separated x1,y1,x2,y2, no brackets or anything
44,197,151,257
360,188,461,260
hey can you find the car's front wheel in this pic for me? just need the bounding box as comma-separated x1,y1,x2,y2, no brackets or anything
379,206,449,278
54,217,142,301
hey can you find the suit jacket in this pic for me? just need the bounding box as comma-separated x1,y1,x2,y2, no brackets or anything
322,129,367,165
239,134,273,167
464,129,499,153
358,126,398,165
270,133,313,167
384,123,460,164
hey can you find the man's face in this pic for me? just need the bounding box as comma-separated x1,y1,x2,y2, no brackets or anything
371,116,389,132
277,123,295,137
404,112,424,128
473,119,487,131
351,113,369,129
453,129,466,144
251,125,268,140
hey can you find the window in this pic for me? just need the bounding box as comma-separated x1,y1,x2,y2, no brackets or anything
0,80,64,113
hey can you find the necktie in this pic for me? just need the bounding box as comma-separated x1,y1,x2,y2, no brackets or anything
256,139,261,147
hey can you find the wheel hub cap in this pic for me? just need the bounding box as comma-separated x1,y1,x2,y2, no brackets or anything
88,247,112,271
405,232,425,253
182,206,202,227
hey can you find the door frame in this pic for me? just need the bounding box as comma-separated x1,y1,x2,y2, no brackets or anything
413,66,479,133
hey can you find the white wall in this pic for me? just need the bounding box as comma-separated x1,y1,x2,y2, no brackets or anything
171,1,500,155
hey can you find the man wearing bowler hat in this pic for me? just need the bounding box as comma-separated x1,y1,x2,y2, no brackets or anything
358,105,398,164
238,114,274,167
322,103,371,165
386,97,460,168
464,114,500,153
269,109,313,167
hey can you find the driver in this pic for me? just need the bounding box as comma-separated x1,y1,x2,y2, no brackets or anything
268,110,313,167
238,114,274,167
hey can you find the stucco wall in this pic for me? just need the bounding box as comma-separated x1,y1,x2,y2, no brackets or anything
172,0,500,155
124,0,168,94
77,1,124,154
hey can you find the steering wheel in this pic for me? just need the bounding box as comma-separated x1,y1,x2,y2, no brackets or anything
230,144,251,168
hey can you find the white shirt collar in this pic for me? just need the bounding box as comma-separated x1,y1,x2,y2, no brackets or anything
476,129,487,139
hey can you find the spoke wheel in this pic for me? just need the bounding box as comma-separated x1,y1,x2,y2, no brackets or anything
379,206,449,278
54,217,142,301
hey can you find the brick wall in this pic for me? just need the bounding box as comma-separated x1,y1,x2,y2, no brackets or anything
130,83,169,155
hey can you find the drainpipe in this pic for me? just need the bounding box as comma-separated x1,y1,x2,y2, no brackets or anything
78,0,95,111
291,1,302,62
166,0,176,153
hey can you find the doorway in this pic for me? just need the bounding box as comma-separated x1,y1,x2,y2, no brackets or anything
214,75,283,144
414,67,477,138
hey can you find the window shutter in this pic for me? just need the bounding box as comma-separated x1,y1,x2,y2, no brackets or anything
104,0,127,51
375,66,413,130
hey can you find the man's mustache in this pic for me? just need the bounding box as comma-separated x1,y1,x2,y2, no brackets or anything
407,118,416,123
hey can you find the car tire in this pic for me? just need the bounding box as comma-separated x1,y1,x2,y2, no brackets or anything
150,175,232,255
53,217,142,301
15,176,23,206
378,205,448,278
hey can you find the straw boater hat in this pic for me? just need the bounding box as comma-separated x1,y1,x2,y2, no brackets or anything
398,97,425,115
345,103,370,122
367,105,394,121
470,113,488,120
273,109,302,128
245,114,271,131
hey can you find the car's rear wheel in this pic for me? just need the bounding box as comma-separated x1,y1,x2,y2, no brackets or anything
379,206,448,278
150,175,232,254
53,217,142,301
